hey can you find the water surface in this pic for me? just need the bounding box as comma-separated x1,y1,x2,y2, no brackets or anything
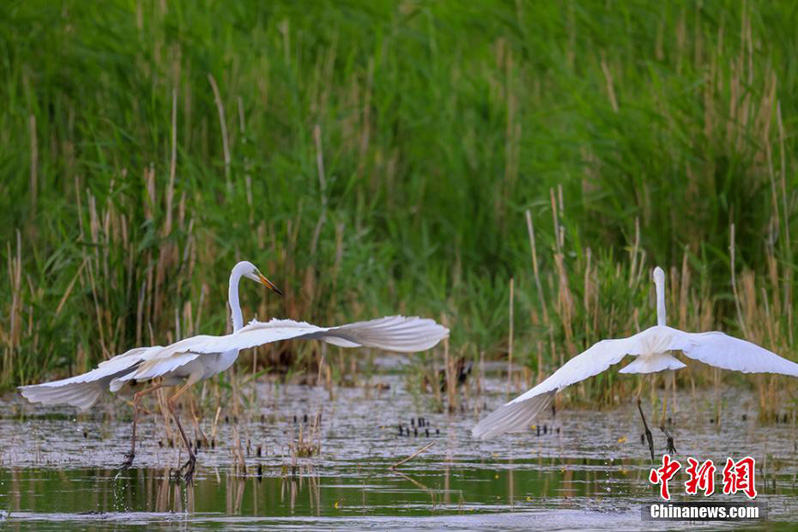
1,361,796,530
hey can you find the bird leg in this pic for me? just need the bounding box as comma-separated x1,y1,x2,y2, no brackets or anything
121,383,166,469
637,398,655,462
167,381,197,484
660,425,677,454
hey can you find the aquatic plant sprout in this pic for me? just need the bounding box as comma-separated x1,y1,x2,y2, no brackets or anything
473,267,798,441
18,261,449,482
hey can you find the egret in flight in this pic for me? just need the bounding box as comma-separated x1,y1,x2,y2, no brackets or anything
473,266,798,459
20,261,449,481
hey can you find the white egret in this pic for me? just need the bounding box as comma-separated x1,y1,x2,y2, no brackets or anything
473,266,798,458
20,261,449,481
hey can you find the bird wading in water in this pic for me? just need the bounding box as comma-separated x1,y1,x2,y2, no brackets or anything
473,266,798,460
20,261,449,482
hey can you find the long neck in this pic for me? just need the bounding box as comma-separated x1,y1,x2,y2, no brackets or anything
655,276,667,326
228,269,245,332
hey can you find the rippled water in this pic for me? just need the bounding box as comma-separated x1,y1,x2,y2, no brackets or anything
1,360,797,530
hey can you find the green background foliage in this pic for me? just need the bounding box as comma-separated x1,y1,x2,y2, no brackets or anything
1,1,796,392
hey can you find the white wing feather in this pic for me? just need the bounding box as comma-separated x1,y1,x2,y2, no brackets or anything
20,316,448,409
472,336,637,439
322,316,449,352
110,352,202,390
108,316,447,388
673,330,798,376
473,324,798,439
151,316,450,356
18,346,160,410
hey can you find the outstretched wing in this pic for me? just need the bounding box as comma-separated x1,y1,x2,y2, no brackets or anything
18,346,160,410
21,316,448,410
473,324,798,440
110,316,448,390
321,316,449,352
163,316,450,356
472,334,644,440
106,321,345,386
674,330,798,376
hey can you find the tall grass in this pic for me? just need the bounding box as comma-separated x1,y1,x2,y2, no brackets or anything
1,1,797,409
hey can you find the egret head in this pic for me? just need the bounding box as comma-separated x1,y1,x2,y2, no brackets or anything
234,261,284,296
652,266,665,286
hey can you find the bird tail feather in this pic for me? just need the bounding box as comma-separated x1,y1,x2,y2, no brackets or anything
618,353,686,374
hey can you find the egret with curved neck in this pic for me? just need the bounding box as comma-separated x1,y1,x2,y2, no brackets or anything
228,261,283,332
20,260,449,483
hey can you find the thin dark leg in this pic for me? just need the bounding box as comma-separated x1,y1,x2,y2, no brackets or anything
167,382,196,484
637,398,655,462
121,383,165,469
660,425,676,454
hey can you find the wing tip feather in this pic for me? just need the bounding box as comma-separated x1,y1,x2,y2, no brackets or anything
472,391,555,440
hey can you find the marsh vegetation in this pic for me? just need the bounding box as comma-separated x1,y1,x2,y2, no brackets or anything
2,0,798,526
3,367,798,528
3,0,798,405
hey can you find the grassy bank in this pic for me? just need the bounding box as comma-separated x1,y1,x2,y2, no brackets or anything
1,1,797,411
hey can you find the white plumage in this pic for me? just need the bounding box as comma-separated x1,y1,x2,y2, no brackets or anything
20,315,447,409
18,346,162,411
102,316,449,395
20,265,448,411
472,266,798,440
18,261,448,479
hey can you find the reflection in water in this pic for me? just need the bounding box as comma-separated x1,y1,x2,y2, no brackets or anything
227,476,245,515
508,458,514,508
0,457,677,514
1,372,798,528
1,453,798,528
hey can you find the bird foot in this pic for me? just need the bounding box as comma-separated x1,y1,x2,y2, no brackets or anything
180,455,196,484
666,438,677,455
120,452,135,470
660,425,677,455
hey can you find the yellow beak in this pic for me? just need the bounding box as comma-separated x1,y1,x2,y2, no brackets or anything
258,273,284,296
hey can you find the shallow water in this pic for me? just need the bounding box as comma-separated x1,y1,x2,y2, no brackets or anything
1,360,797,530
